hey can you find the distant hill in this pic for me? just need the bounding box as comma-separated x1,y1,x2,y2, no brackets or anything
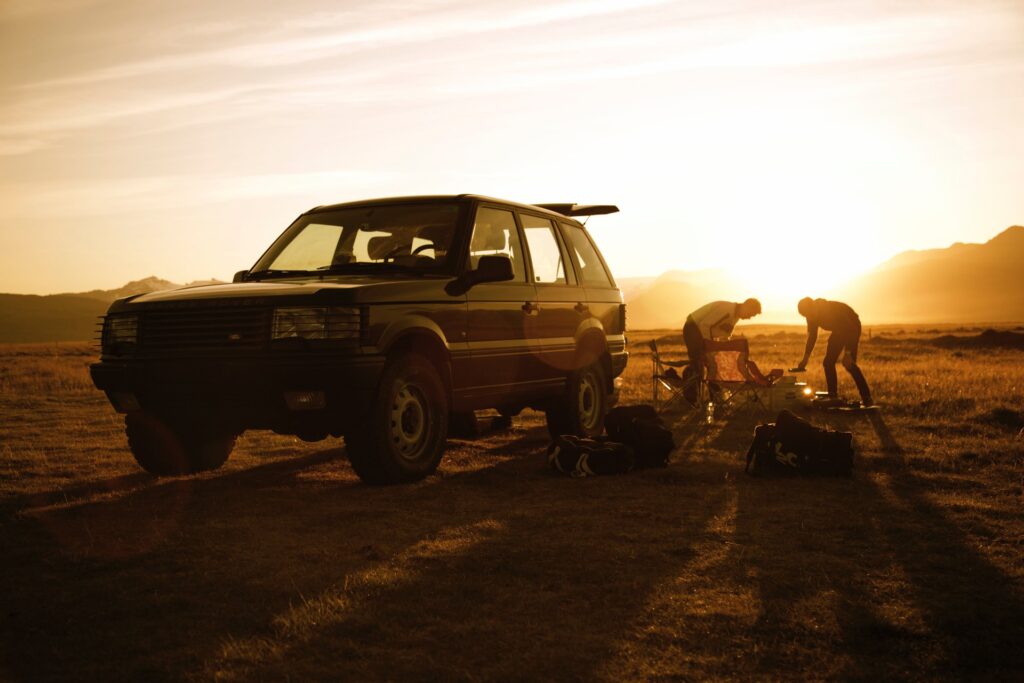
0,277,221,343
4,227,1022,341
833,226,1024,323
622,226,1024,328
623,268,750,330
61,276,220,303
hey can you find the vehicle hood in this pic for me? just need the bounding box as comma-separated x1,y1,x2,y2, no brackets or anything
116,275,460,308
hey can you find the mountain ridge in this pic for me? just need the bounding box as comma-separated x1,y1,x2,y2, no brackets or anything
831,225,1024,324
2,226,1021,341
623,225,1024,328
0,276,222,343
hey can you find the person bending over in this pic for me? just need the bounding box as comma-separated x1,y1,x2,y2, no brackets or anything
683,298,762,371
794,297,873,406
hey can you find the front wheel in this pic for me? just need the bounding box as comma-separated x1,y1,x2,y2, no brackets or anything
125,412,236,476
545,361,609,439
345,354,449,485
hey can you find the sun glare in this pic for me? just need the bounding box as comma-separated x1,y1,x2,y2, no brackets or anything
720,171,883,312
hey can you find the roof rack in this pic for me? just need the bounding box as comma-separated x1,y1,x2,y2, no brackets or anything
533,203,619,217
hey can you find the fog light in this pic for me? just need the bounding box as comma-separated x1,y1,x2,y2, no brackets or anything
109,391,140,413
284,391,326,411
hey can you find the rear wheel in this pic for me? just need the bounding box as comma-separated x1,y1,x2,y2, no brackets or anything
345,354,449,485
545,361,608,439
125,412,236,476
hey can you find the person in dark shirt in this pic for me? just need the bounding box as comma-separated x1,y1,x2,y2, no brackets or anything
795,297,873,406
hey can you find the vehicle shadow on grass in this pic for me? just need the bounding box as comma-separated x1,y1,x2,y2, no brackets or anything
1,450,350,518
1,472,153,517
0,428,730,682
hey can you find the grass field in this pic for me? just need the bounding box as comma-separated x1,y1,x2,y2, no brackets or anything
1,328,1023,681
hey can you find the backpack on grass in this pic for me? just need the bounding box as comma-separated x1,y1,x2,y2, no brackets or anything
605,405,675,468
745,409,854,477
547,436,635,477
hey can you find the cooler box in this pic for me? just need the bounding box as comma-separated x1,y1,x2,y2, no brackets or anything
769,375,811,410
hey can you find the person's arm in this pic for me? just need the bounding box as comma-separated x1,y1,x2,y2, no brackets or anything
797,319,818,369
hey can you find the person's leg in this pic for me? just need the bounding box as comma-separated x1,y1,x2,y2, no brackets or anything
823,332,842,397
682,318,708,404
841,321,873,405
682,318,704,371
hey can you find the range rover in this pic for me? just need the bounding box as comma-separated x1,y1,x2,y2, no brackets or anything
91,195,628,484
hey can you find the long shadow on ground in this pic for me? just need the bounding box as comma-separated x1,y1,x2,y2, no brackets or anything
0,430,728,682
3,410,1022,681
709,409,1024,679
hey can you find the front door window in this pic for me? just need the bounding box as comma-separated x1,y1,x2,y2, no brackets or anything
468,207,527,282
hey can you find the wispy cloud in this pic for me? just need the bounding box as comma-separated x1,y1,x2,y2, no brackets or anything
4,0,1015,153
1,0,1023,294
0,170,397,218
0,0,107,21
19,0,678,90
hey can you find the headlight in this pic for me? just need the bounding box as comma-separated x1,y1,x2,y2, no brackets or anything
106,314,138,344
272,306,360,340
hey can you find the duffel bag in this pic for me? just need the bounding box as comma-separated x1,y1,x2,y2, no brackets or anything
604,405,675,469
605,405,659,441
745,410,853,477
548,435,635,477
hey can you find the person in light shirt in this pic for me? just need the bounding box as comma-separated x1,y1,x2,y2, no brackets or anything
683,298,762,373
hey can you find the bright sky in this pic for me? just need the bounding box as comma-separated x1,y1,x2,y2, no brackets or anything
1,0,1022,305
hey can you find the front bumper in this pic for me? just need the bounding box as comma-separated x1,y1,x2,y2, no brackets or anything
610,349,628,379
91,353,386,431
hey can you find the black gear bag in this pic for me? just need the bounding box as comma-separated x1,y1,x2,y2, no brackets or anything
745,409,854,476
548,436,635,477
605,405,675,468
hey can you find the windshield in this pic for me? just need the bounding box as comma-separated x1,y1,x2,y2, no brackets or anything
251,202,462,276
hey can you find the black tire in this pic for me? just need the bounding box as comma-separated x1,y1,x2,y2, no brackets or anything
545,361,609,439
125,412,235,476
345,354,449,485
181,430,236,473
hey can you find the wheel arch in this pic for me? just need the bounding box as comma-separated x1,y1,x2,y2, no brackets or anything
574,323,613,394
381,327,453,399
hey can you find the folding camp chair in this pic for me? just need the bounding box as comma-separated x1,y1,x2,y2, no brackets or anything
649,339,703,413
703,338,783,417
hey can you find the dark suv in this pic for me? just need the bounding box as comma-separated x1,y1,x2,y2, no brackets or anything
91,195,628,484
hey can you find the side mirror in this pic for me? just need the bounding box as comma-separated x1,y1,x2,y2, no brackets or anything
233,270,249,283
445,255,514,295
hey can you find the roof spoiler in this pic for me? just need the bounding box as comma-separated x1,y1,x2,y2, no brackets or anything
533,203,619,217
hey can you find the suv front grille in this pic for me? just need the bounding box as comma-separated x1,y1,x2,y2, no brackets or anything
139,306,270,355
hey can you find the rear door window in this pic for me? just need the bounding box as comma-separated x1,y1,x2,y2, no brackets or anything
521,214,574,285
562,223,612,287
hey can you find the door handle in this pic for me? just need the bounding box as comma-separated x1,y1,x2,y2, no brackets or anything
574,302,589,314
522,301,538,314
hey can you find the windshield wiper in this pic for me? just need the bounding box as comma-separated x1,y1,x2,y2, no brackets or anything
246,269,316,281
316,262,428,276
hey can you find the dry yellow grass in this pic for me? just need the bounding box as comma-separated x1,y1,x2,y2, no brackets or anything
1,328,1022,681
